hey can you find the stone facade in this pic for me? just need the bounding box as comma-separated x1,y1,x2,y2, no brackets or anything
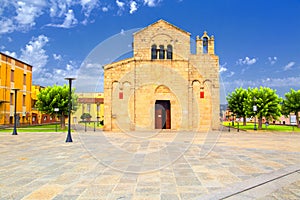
104,20,220,131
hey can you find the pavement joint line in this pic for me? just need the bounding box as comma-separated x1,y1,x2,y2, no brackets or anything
199,164,300,200
220,169,300,199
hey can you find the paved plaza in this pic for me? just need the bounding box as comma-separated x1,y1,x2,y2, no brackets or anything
0,128,300,200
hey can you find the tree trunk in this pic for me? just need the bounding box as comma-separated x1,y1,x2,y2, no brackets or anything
243,116,246,126
60,113,66,129
258,117,263,130
296,112,300,128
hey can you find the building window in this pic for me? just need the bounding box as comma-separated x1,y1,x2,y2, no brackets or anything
23,95,26,106
159,45,165,59
151,45,157,59
11,70,14,82
167,45,173,59
82,104,85,114
10,93,13,105
87,104,91,113
23,74,26,85
203,37,208,54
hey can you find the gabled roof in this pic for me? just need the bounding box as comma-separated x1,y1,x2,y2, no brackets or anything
133,19,191,36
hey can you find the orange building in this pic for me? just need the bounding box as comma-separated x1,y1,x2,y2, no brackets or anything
0,52,32,126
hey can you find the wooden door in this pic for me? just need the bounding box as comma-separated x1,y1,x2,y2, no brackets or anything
155,100,171,129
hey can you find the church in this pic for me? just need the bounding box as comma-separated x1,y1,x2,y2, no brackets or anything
103,20,220,132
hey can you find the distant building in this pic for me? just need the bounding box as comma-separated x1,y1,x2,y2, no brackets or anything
73,92,104,124
104,20,220,131
0,52,32,126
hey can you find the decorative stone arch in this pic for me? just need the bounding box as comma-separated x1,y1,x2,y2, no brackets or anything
150,33,174,46
155,85,171,94
202,79,213,130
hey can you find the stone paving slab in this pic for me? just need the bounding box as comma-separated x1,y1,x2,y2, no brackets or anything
0,130,299,199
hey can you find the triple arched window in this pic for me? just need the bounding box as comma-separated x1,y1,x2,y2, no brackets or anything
151,44,173,60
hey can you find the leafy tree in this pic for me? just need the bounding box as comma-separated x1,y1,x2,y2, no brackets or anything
35,84,78,129
245,87,281,129
227,87,248,125
282,89,300,127
81,113,92,121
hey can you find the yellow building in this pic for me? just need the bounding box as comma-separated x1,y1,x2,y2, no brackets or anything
73,92,104,124
0,52,32,126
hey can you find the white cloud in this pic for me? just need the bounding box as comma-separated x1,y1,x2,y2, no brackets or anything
283,61,295,71
102,6,108,12
0,0,163,33
219,62,227,73
237,56,257,65
53,53,62,61
49,0,72,18
116,0,125,8
120,29,125,35
268,56,277,65
66,63,73,71
0,0,46,33
47,9,78,28
80,0,99,18
0,18,15,34
20,35,49,73
32,60,79,86
3,50,18,58
14,1,45,28
129,1,138,14
219,66,227,73
223,76,300,94
144,0,161,7
61,9,78,28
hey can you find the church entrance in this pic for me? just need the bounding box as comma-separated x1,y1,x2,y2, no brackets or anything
155,100,171,129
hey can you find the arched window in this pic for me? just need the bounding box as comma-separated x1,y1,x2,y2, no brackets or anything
159,45,165,59
203,37,208,54
167,45,173,59
151,45,157,59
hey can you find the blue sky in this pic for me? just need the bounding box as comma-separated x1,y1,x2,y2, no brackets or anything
1,0,300,103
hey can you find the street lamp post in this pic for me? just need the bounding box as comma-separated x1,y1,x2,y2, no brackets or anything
65,77,76,142
253,97,257,131
12,88,20,135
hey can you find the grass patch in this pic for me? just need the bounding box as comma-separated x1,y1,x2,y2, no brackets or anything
222,122,300,132
0,124,68,132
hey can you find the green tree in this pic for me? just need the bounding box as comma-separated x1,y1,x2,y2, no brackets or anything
81,113,92,121
245,87,281,129
282,89,300,128
35,84,77,129
227,87,248,125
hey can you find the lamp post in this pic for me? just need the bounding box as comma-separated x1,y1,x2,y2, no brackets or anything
253,97,257,131
65,77,76,142
54,108,59,132
12,88,20,135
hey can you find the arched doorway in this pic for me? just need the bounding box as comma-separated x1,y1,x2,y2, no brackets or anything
155,100,171,129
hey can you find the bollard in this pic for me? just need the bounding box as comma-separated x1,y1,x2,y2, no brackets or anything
228,123,230,132
85,122,87,132
237,122,239,132
94,122,96,132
